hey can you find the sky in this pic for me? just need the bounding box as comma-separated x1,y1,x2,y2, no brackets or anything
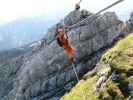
0,0,132,24
0,0,132,50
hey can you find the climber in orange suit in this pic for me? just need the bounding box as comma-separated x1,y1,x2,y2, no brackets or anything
55,24,74,64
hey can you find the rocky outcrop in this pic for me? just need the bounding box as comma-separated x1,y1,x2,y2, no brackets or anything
64,9,92,26
0,10,131,100
128,12,133,32
94,62,111,91
0,47,36,100
61,33,133,100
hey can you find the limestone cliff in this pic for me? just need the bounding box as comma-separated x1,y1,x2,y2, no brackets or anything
0,9,133,100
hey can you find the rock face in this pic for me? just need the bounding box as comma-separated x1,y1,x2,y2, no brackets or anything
129,12,133,32
61,33,133,100
0,10,131,100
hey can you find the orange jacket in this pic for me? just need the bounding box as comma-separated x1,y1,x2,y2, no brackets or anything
56,27,74,60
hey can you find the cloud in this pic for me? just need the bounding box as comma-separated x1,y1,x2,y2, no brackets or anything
0,0,132,23
0,0,77,22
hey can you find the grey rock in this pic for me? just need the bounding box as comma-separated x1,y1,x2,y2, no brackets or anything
0,10,132,100
81,9,92,19
94,61,111,91
129,12,133,25
64,10,82,26
129,12,133,32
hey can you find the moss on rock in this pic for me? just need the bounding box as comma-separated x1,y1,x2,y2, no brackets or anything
61,33,133,100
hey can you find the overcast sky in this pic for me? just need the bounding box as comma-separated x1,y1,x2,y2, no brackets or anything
0,0,132,24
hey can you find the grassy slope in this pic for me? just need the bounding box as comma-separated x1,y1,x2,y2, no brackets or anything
61,33,133,100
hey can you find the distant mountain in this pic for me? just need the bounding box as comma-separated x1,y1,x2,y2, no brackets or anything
0,16,57,51
0,9,132,100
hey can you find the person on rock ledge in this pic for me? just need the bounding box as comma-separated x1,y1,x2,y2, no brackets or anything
55,23,74,64
75,0,82,10
75,3,80,11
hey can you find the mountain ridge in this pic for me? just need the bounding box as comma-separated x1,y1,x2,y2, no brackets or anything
0,16,58,51
0,9,133,100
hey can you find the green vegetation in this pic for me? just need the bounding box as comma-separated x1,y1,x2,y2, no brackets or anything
61,76,99,100
61,33,133,100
